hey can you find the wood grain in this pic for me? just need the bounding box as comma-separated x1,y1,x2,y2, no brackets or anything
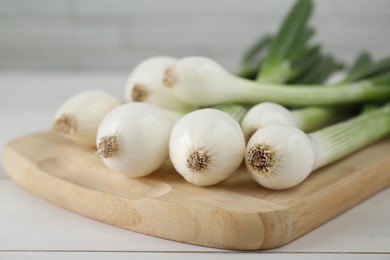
3,131,390,250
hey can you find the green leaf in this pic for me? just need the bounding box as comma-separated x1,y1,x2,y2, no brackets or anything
348,52,373,77
259,0,313,82
342,56,390,83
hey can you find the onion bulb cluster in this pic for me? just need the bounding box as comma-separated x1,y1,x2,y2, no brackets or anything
51,54,390,191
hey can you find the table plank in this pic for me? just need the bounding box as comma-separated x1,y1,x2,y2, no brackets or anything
0,252,389,260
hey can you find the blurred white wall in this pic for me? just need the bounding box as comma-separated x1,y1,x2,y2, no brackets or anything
0,0,389,72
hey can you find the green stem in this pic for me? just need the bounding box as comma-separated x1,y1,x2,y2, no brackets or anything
289,54,389,131
227,78,390,106
212,103,250,123
309,104,390,169
291,106,338,131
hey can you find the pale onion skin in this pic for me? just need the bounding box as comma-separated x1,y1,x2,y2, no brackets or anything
241,102,298,140
245,125,315,190
169,108,246,186
124,56,193,111
97,103,180,178
53,90,121,146
165,56,241,106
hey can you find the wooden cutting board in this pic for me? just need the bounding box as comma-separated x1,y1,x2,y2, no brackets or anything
3,131,390,250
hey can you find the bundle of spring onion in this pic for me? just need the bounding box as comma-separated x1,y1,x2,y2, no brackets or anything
50,0,390,190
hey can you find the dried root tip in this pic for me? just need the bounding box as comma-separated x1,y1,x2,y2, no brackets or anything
162,65,177,87
245,127,259,142
53,114,76,135
186,149,211,173
132,83,148,102
246,144,276,176
97,135,119,158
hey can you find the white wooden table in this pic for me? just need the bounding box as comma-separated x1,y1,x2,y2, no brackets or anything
0,73,389,259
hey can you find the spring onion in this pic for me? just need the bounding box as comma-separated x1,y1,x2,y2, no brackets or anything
52,90,121,146
241,102,338,140
169,108,245,186
245,103,390,190
124,56,194,112
162,56,390,107
96,103,181,177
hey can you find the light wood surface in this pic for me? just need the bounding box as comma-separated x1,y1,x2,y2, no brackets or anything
3,131,390,251
1,252,389,260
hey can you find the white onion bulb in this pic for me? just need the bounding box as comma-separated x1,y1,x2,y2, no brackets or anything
245,125,315,190
124,56,193,111
241,102,298,141
162,56,240,106
52,90,121,146
169,108,246,186
96,103,181,177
